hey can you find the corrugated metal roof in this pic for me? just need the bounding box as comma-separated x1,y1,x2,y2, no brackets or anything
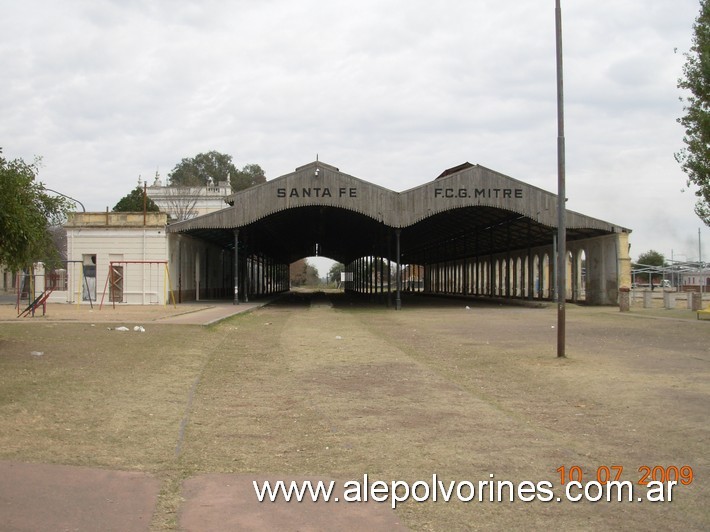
167,161,630,264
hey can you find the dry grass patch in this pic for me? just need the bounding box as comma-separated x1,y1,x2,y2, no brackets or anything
1,294,708,530
0,322,224,470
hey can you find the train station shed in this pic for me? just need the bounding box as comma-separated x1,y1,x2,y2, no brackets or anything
167,160,632,307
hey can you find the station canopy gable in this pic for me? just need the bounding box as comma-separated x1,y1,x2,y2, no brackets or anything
168,161,630,265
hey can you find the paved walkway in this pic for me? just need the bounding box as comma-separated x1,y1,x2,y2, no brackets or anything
0,462,406,532
155,299,272,325
0,462,159,532
0,297,275,326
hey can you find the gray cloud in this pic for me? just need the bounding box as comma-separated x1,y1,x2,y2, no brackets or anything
1,0,707,261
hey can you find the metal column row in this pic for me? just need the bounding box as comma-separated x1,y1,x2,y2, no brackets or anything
233,229,290,305
342,229,402,309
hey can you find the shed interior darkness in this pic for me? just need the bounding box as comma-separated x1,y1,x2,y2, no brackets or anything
177,204,613,266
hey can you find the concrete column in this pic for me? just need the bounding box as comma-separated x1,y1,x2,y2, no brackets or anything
619,286,630,312
664,291,676,310
616,232,632,290
691,291,702,311
238,229,239,305
582,233,629,305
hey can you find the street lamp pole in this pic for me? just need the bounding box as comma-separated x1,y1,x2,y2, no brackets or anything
44,188,86,212
555,0,567,357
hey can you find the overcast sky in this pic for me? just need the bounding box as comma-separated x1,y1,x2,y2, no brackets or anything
1,0,707,267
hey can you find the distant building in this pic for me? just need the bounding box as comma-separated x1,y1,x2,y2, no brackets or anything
144,172,232,221
681,268,710,291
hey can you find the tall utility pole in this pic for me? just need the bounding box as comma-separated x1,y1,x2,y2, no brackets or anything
555,0,567,358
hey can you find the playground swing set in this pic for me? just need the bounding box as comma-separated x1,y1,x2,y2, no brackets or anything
99,260,176,309
15,260,176,317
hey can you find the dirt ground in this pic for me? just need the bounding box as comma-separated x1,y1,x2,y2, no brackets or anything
0,292,708,530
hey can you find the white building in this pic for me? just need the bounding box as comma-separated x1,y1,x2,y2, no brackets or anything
57,211,222,305
145,173,231,221
62,212,172,305
681,268,710,291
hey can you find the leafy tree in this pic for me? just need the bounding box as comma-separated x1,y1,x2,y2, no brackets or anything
634,250,667,289
168,151,266,192
231,163,266,192
290,259,320,286
328,262,344,284
168,151,236,187
113,186,160,213
0,150,71,270
290,259,307,286
305,262,320,285
635,250,666,268
676,0,710,226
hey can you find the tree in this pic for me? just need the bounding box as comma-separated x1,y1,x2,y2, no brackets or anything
231,163,266,192
290,259,308,286
161,186,200,221
328,262,344,284
0,150,71,270
290,259,320,286
635,250,666,268
634,250,666,289
168,151,236,187
676,0,710,226
113,186,160,213
305,262,320,285
168,151,266,192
